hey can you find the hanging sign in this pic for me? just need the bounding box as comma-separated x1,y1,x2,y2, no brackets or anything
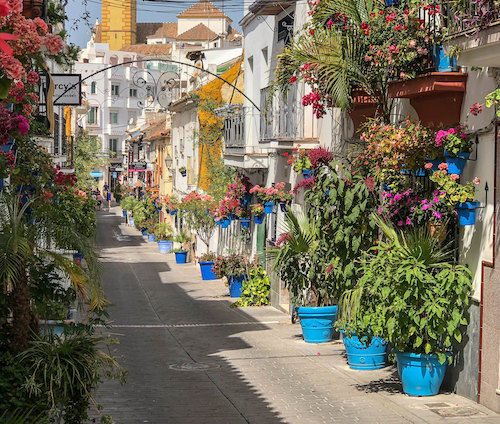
52,74,82,106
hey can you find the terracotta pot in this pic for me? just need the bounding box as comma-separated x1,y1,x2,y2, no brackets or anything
22,0,45,19
427,222,447,242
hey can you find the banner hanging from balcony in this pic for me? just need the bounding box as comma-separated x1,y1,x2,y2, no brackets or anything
52,74,82,106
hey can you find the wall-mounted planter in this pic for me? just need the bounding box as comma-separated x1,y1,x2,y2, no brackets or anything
279,202,289,213
348,89,379,134
455,201,480,226
264,202,275,214
180,170,187,177
302,169,314,179
444,150,470,175
240,218,251,228
431,45,458,73
254,214,265,224
388,73,467,129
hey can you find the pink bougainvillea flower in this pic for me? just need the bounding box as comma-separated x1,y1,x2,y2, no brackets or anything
473,177,481,184
26,71,39,84
289,75,297,83
0,32,19,56
0,0,10,16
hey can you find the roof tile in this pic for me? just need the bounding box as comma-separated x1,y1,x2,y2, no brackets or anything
177,0,230,21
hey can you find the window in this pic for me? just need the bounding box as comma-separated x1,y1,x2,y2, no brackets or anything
109,138,118,154
129,88,137,97
109,112,118,124
111,84,120,96
128,111,137,125
87,106,98,124
247,56,253,72
262,47,268,66
91,81,96,94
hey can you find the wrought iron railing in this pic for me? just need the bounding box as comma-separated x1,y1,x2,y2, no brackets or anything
260,86,300,140
438,1,499,37
223,106,245,148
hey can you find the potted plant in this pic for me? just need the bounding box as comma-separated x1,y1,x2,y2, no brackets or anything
430,167,481,225
172,248,188,264
289,148,313,178
179,166,187,177
277,183,293,212
120,195,137,222
232,265,271,307
155,222,173,253
239,208,251,229
198,252,217,280
436,126,474,175
339,217,473,395
251,204,265,224
213,254,249,297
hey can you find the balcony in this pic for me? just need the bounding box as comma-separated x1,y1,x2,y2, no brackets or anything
440,0,499,38
220,105,245,148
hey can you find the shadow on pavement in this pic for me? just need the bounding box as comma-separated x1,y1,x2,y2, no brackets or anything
354,369,403,395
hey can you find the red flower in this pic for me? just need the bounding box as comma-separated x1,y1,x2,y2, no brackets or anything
284,152,289,157
470,102,483,116
0,1,10,16
289,75,297,84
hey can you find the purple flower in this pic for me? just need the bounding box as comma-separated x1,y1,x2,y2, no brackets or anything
394,209,399,215
433,190,439,196
410,206,415,211
406,217,412,225
389,199,394,206
378,207,382,214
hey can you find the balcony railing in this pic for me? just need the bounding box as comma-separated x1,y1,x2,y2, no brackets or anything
438,1,500,37
260,86,300,140
222,106,245,148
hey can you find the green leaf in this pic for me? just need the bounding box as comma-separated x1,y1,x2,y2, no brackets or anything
424,343,432,354
454,328,462,343
414,336,423,347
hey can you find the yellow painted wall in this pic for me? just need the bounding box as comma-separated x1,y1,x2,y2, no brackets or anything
101,0,136,50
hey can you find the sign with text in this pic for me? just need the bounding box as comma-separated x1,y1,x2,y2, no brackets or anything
52,74,82,106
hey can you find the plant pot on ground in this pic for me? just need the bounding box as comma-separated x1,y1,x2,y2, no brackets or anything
338,216,473,396
173,248,188,264
155,222,173,253
198,252,217,280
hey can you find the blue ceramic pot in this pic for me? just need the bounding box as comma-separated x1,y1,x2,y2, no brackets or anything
129,218,135,227
343,335,388,370
122,210,127,217
395,351,449,396
240,218,250,228
220,218,230,229
297,306,338,343
199,261,216,280
444,151,470,175
141,229,148,236
302,169,314,179
431,45,457,72
170,209,178,216
455,201,480,226
175,251,188,264
148,234,156,242
229,274,247,298
158,240,173,253
279,202,288,212
264,202,275,214
254,214,265,224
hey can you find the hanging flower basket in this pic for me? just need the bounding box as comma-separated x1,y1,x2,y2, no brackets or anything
254,214,265,224
455,201,480,226
302,169,314,179
444,150,470,175
240,218,251,229
264,202,275,214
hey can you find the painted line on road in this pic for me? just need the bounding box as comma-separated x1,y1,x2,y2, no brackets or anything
105,321,282,328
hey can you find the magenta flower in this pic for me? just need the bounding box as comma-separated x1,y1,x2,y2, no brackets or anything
406,217,412,225
422,204,429,210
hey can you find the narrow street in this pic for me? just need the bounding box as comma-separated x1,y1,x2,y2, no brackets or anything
91,209,500,424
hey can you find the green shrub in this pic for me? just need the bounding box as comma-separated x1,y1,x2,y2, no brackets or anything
233,266,270,307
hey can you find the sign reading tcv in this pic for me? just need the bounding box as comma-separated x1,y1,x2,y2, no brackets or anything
52,74,82,106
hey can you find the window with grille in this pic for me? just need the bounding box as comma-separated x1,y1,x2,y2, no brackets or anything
91,82,96,94
111,84,120,96
87,106,98,124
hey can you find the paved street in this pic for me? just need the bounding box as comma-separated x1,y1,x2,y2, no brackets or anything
90,208,500,424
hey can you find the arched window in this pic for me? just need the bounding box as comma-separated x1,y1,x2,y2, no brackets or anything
90,81,96,94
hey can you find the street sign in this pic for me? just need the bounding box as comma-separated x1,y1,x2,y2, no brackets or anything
112,172,117,178
52,74,82,106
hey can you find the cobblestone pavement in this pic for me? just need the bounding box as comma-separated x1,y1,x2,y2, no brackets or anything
89,208,500,424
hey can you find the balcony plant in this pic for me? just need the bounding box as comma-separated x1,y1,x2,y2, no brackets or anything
251,203,265,224
339,217,473,396
179,166,187,177
436,126,474,174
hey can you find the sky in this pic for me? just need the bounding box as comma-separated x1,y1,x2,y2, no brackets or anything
66,0,245,47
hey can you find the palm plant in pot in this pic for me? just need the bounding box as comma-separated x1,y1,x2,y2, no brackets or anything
339,216,473,396
172,232,190,264
155,222,173,253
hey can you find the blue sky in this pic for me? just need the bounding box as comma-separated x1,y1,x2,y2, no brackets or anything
66,0,244,47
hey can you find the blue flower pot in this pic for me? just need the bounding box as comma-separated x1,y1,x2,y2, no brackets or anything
264,202,275,214
279,202,288,212
220,218,230,229
254,214,265,224
343,335,388,370
395,351,449,396
73,252,83,264
431,45,457,72
122,210,127,217
170,209,178,216
148,234,156,242
157,240,173,253
141,229,148,236
175,251,188,264
180,170,187,177
229,213,239,221
297,306,338,343
414,168,426,177
302,169,314,179
455,201,480,225
129,218,135,227
241,193,252,207
199,261,216,280
444,151,469,175
240,218,250,228
40,320,68,336
229,274,247,298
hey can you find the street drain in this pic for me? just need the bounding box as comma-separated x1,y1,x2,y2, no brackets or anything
429,406,485,418
169,362,220,372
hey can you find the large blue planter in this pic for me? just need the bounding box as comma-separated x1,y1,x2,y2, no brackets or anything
444,151,469,175
240,218,250,228
302,169,314,179
170,209,178,216
395,351,448,396
141,229,148,236
199,261,216,280
122,210,127,217
254,214,265,224
220,218,230,229
455,201,480,225
297,306,338,343
129,218,135,227
343,335,388,370
175,251,188,264
148,234,156,242
431,45,457,73
264,202,275,214
229,275,246,298
157,240,172,253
